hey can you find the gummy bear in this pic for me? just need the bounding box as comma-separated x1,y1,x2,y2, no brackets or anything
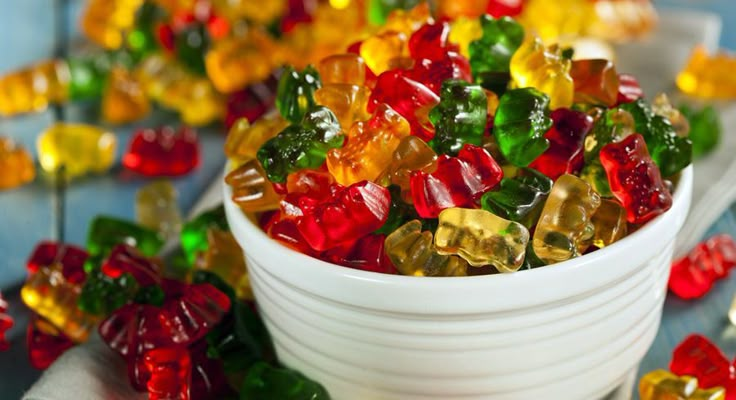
591,199,627,248
326,103,410,185
360,30,408,76
136,181,182,240
669,235,736,300
102,67,150,124
0,136,35,190
368,70,439,141
492,87,552,167
27,315,74,369
510,35,574,109
529,108,593,180
224,115,289,163
318,53,367,86
481,168,552,228
435,207,529,272
569,59,619,107
295,180,390,251
427,79,487,155
194,229,252,300
226,160,281,212
532,174,601,264
276,65,322,123
143,346,191,400
378,135,438,201
314,83,371,129
468,15,524,95
670,334,731,390
36,123,116,179
123,126,200,177
384,220,468,276
599,133,672,224
639,369,725,400
181,205,229,265
676,45,736,100
410,144,503,218
257,106,344,183
240,362,330,400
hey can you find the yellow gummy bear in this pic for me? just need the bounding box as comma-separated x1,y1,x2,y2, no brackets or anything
80,0,144,49
102,67,150,124
0,137,35,190
360,31,408,76
205,30,279,94
591,199,627,248
136,180,182,240
435,208,529,272
314,84,371,130
36,123,116,179
224,115,289,163
0,59,70,116
510,35,574,109
533,174,601,264
676,46,736,100
639,370,725,400
195,228,253,300
381,2,433,38
384,220,468,277
449,17,483,59
225,159,281,212
326,103,410,186
21,263,100,343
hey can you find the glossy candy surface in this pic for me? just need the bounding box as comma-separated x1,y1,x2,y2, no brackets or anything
492,87,552,167
0,136,35,190
435,208,529,271
37,123,116,179
600,133,672,224
639,369,725,400
123,126,200,177
326,103,410,185
532,174,601,264
669,234,736,300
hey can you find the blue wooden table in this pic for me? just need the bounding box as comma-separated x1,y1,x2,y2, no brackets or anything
0,1,734,398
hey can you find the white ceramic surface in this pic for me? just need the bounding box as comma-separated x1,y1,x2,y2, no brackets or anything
224,166,693,400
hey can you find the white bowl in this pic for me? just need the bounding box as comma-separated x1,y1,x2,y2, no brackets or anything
224,166,692,400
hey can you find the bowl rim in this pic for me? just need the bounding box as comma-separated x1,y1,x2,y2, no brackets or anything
224,165,692,284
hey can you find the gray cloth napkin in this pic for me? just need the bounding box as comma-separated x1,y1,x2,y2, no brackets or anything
22,9,730,400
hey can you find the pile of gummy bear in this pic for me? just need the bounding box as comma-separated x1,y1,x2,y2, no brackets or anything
224,8,694,276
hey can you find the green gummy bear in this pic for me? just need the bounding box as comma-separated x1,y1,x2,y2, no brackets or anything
618,99,692,177
493,87,552,167
480,168,552,228
67,56,110,101
679,104,721,159
240,362,330,400
276,65,322,123
175,24,209,76
428,79,488,155
181,205,230,266
85,216,163,271
468,15,524,95
126,2,164,62
206,299,274,373
257,106,344,183
78,270,139,315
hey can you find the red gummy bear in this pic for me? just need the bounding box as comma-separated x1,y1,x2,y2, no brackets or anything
224,73,279,129
295,181,390,252
123,126,200,177
410,144,503,218
368,70,439,141
26,242,88,284
0,293,13,352
26,315,74,369
406,53,473,95
529,108,592,180
486,0,523,17
102,245,162,287
616,73,644,105
408,22,458,61
599,133,672,224
670,334,733,390
669,234,736,299
144,346,191,400
99,282,231,391
321,234,397,274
